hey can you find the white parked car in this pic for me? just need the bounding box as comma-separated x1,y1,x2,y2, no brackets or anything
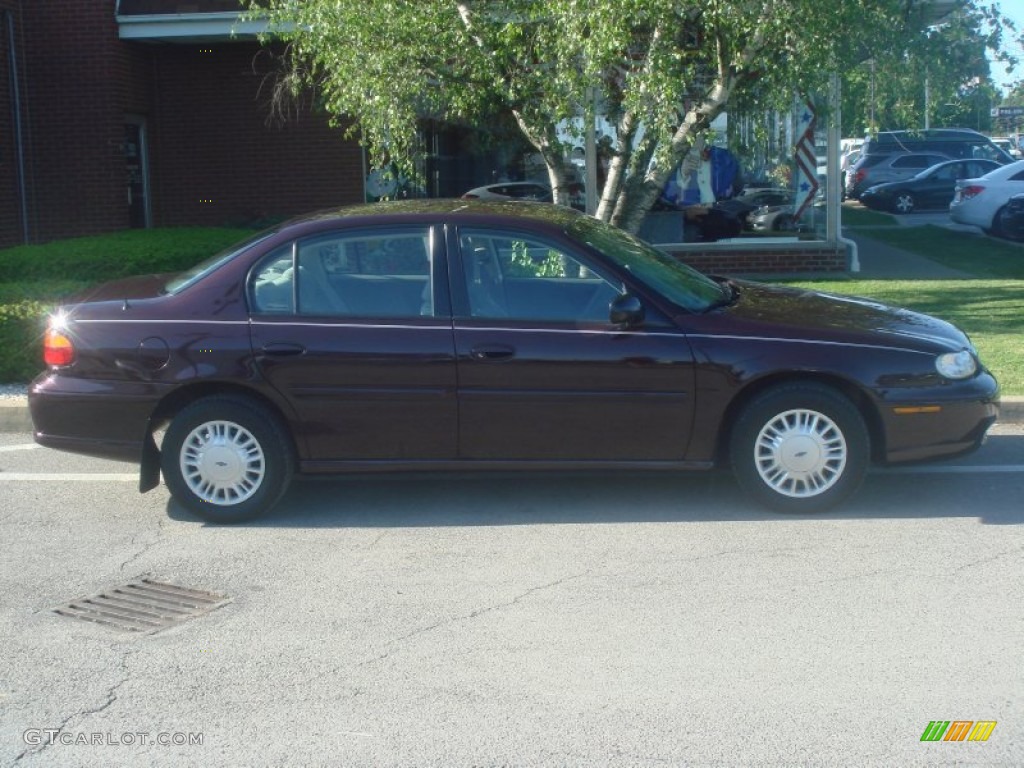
949,159,1024,236
461,182,552,202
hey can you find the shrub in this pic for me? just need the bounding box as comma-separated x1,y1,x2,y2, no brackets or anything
0,227,255,282
0,300,51,383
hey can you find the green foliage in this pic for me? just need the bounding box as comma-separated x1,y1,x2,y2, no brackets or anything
0,301,50,382
841,3,1016,134
0,228,254,283
247,0,951,230
507,241,566,277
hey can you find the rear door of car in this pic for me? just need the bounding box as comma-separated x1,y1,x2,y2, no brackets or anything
449,225,695,462
917,162,963,208
248,224,458,463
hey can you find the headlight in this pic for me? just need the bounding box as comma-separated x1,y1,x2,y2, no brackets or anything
935,350,977,380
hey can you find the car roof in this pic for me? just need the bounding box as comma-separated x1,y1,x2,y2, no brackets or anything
284,198,583,227
976,158,1024,180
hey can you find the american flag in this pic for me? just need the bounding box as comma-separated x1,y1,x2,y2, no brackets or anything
793,100,818,221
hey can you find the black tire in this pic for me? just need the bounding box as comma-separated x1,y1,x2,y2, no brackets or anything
161,395,294,523
772,214,795,232
729,384,870,513
893,192,915,214
990,205,1010,239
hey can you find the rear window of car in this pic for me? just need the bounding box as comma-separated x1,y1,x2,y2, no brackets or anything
164,231,276,295
855,155,887,169
891,155,943,169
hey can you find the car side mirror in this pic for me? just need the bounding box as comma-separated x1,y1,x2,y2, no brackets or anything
609,294,644,326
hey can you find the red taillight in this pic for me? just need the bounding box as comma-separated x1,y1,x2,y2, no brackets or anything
958,185,985,200
43,328,75,366
853,169,866,184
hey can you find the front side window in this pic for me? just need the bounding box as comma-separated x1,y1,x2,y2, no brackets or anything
459,229,622,322
569,216,727,313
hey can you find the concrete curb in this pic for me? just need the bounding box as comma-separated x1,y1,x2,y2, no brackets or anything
2,395,1022,435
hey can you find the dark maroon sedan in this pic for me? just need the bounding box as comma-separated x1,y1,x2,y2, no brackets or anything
30,201,999,522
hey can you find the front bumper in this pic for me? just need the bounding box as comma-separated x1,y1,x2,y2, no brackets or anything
880,371,1000,464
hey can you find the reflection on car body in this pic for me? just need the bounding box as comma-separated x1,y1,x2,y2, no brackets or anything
30,201,999,523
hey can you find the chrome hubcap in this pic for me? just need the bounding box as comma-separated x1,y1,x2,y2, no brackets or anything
180,420,265,506
754,409,847,498
895,195,913,213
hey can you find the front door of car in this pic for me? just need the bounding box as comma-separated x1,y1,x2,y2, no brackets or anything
450,226,695,461
248,225,457,462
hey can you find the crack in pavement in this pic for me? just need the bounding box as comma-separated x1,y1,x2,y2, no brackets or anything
357,571,590,668
14,645,138,763
119,520,166,574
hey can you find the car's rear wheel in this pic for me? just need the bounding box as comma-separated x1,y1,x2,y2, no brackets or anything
992,205,1015,239
893,192,916,214
730,384,869,513
161,396,294,523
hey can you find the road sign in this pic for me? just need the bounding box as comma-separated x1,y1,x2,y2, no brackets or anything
992,106,1024,117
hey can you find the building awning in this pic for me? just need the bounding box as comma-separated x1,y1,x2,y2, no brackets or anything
115,0,269,42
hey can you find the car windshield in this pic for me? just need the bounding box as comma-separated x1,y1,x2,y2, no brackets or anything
568,216,727,312
163,230,277,295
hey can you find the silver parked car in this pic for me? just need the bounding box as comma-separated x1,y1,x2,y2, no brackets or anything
845,152,951,200
950,159,1024,236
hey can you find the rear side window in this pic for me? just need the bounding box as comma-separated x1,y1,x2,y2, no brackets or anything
856,155,886,169
249,229,435,318
296,228,433,318
892,155,941,169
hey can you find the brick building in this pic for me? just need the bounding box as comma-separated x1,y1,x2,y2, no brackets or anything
0,0,368,247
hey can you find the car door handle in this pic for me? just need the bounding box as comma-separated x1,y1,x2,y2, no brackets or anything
261,342,306,357
470,344,515,361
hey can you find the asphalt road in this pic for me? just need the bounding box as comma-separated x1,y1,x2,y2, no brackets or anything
1,428,1022,767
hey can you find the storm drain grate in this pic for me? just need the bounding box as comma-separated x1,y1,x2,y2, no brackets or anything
54,579,230,634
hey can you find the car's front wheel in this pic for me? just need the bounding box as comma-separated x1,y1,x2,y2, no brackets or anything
161,395,294,523
893,192,916,214
730,384,869,513
772,214,795,232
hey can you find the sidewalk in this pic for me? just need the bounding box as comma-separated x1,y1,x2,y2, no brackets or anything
845,231,974,279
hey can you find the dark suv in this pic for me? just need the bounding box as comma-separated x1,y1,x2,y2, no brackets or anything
861,129,1014,164
846,152,951,200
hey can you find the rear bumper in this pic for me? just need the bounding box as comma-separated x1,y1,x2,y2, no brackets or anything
29,373,167,464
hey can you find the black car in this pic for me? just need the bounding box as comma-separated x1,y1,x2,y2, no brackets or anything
29,201,999,523
859,159,1002,214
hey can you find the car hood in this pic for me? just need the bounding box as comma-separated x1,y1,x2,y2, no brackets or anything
710,279,970,353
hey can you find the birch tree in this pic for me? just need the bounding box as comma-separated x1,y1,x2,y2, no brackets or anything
249,0,1008,233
